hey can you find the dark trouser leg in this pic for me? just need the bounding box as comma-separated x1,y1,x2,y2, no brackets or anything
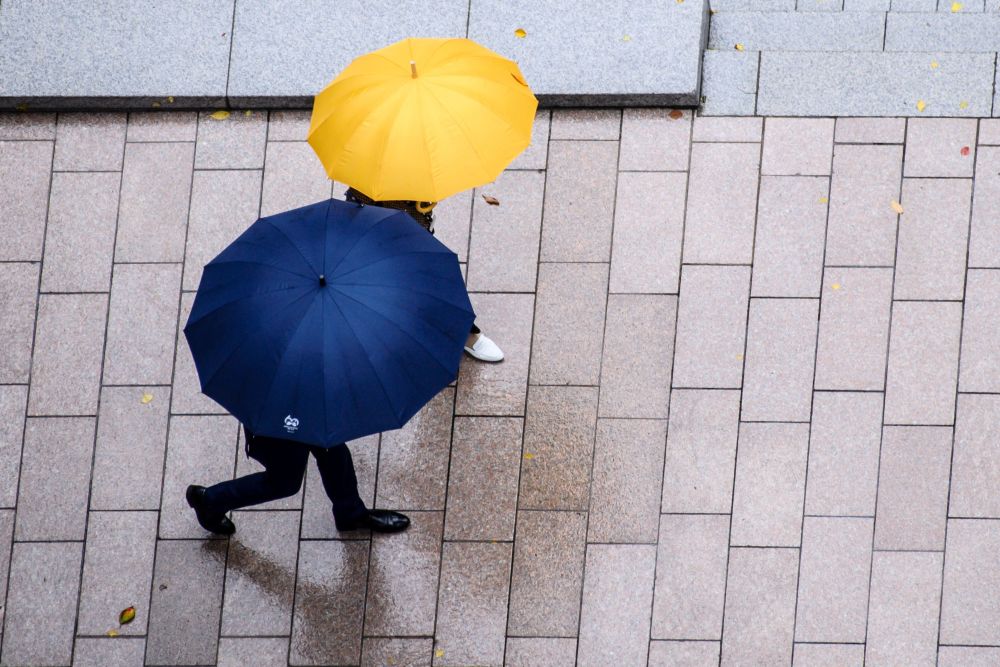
310,443,367,528
202,437,309,514
470,323,480,335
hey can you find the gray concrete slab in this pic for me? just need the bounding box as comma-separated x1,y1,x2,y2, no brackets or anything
886,13,1000,51
700,51,760,115
709,11,885,51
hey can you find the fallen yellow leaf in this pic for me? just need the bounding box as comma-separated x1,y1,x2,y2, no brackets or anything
151,101,161,108
14,103,28,112
106,629,119,637
818,197,828,204
622,35,632,42
831,283,841,291
891,200,904,214
930,61,939,70
916,100,926,112
141,393,153,404
244,110,252,117
167,96,174,103
435,649,445,658
734,43,745,51
210,110,230,120
951,1,963,11
736,354,744,362
959,101,969,110
514,28,526,38
119,606,136,625
523,452,535,460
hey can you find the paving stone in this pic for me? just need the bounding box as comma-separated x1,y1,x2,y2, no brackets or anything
260,140,331,217
434,541,512,667
884,301,962,425
267,110,311,141
609,172,686,294
550,109,622,140
444,416,522,541
218,638,288,667
805,391,884,516
750,0,796,7
652,514,729,640
721,548,798,667
0,386,27,507
0,542,82,667
793,644,865,666
518,385,598,511
672,265,751,388
0,510,13,617
751,176,828,297
825,144,902,266
661,389,741,514
466,170,544,292
78,511,158,635
961,270,1000,391
364,511,442,637
758,51,994,116
979,119,1000,145
692,115,763,142
40,172,119,291
508,510,587,637
361,638,433,667
949,394,1000,516
73,638,146,667
905,118,977,176
182,169,262,290
648,641,721,666
799,0,846,9
0,140,51,261
874,425,953,550
866,551,942,666
970,147,1000,267
588,418,668,543
171,292,228,415
0,263,39,383
710,11,885,51
699,50,759,116
300,435,378,539
577,544,657,667
53,113,126,170
939,647,1000,667
529,263,608,385
761,118,835,176
0,112,55,139
741,298,818,422
886,13,1000,50
891,0,938,10
835,117,906,143
103,263,182,385
194,110,267,169
795,517,873,642
232,425,303,511
940,519,1000,644
15,417,94,540
619,108,691,171
508,110,551,171
376,389,453,510
540,140,618,262
731,423,810,546
430,188,473,263
289,540,368,666
939,0,986,8
505,638,577,667
127,111,198,142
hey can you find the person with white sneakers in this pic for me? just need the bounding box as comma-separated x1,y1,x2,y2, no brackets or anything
345,187,504,362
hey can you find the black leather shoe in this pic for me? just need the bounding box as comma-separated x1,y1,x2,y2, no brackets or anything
185,485,235,536
339,509,410,534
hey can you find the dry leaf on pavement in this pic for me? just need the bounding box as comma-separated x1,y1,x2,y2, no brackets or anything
482,195,500,206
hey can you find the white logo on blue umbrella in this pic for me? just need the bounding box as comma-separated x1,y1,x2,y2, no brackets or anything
284,415,300,433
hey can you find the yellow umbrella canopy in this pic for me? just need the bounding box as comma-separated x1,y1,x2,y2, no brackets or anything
308,37,538,202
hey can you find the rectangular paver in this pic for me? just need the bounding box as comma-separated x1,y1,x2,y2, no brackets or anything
0,112,55,139
721,548,798,667
73,638,146,667
939,647,1000,667
0,263,39,383
550,109,622,140
361,638,433,667
0,141,51,261
692,115,763,142
260,140,331,217
194,110,267,169
761,118,834,176
959,269,1000,392
218,638,288,667
619,108,690,171
940,519,1000,645
950,394,1000,516
127,111,198,142
699,50,759,116
505,638,577,667
53,113,126,171
970,147,1000,267
0,386,27,507
793,644,865,666
710,11,885,51
649,641,721,666
835,117,906,143
866,551,941,667
886,13,1000,50
904,118,977,177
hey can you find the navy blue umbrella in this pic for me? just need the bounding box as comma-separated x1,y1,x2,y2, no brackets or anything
183,198,475,447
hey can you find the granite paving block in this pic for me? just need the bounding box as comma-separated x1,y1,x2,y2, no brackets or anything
741,298,818,422
619,108,690,170
266,110,310,141
894,178,971,300
0,112,55,139
886,13,1000,50
961,270,1000,391
290,540,368,666
160,415,238,538
750,0,797,8
78,511,157,635
73,638,146,667
103,263,182,385
891,0,938,10
805,392,884,516
751,176,828,297
0,140,51,261
589,419,667,543
376,389,452,510
300,435,378,539
551,109,622,140
508,510,587,636
672,265,751,388
825,144,902,266
795,517,873,642
980,119,1000,145
221,511,300,637
127,111,198,142
599,295,676,418
171,292,228,415
40,172,119,291
866,551,941,666
648,641,721,666
429,188,473,263
874,425,953,550
505,638,577,667
884,301,962,424
361,638,433,667
758,51,995,116
652,514,729,640
15,417,94,540
661,389,741,513
529,262,608,385
950,394,1000,516
699,50,759,116
466,170,544,292
0,510,13,607
793,644,865,666
146,539,227,666
0,386,27,507
940,519,1000,644
0,263,39,383
815,268,894,390
194,110,267,169
970,147,1000,267
508,110,551,171
835,117,906,143
721,548,798,667
683,142,760,263
577,544,657,667
519,386,597,510
115,142,194,262
53,113,126,170
905,118,977,176
364,511,442,637
260,140,331,217
762,118,835,176
799,0,845,9
939,0,986,8
456,293,533,416
709,11,885,51
434,541,512,667
609,172,686,294
540,140,619,262
731,423,810,546
232,426,303,511
218,638,289,667
0,542,81,667
692,115,763,142
182,169,262,290
444,417,522,541
939,647,1000,667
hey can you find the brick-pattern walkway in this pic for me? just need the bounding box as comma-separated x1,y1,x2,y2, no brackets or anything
1,109,999,666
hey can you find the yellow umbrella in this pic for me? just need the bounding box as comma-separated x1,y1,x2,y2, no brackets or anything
308,37,538,202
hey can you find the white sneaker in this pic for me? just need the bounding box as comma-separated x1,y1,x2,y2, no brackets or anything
464,334,504,362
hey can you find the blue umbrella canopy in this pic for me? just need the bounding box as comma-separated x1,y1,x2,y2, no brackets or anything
183,198,475,447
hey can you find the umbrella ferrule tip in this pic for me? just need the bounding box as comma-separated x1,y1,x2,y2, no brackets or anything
319,275,327,286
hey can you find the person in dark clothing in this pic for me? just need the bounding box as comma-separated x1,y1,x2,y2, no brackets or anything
186,427,409,535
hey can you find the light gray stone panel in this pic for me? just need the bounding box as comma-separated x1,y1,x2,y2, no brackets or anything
886,13,1000,51
710,11,885,51
699,50,759,116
